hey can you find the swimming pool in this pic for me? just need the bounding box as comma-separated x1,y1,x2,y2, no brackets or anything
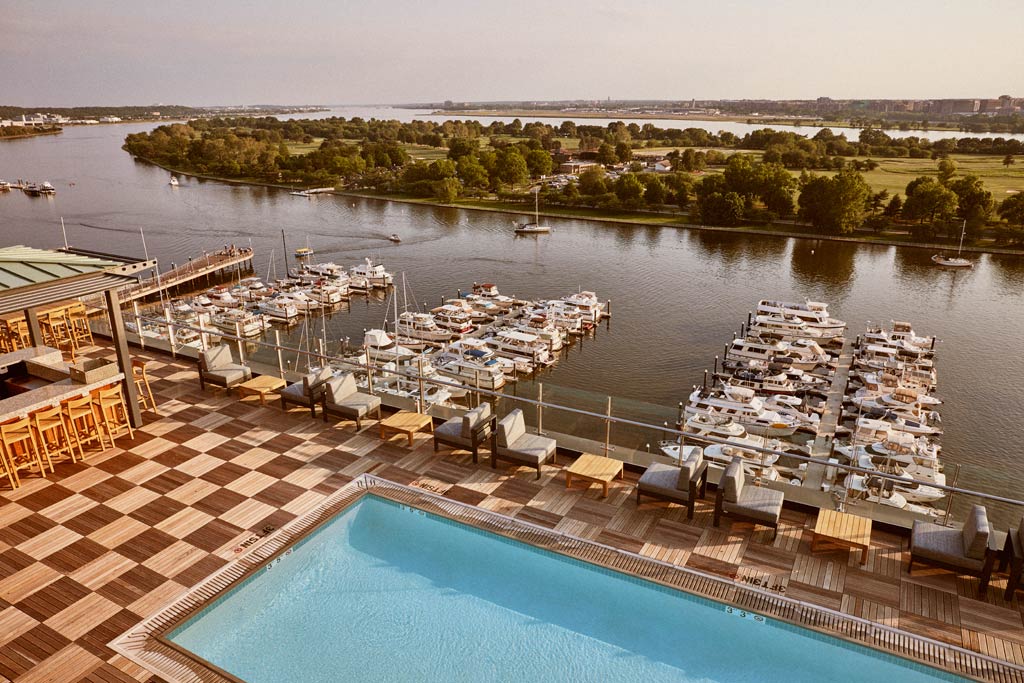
168,494,963,683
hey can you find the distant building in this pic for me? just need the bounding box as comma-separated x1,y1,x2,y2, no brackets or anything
558,161,598,175
98,116,122,123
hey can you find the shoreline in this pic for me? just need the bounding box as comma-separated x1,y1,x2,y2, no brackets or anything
431,109,967,133
0,128,63,141
133,155,1024,257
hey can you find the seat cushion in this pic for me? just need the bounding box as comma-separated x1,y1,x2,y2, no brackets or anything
678,447,703,490
333,392,381,417
326,374,358,404
724,485,783,524
722,457,745,503
498,433,555,465
497,409,526,448
962,505,990,561
435,419,470,447
204,366,248,386
303,367,334,397
203,345,233,370
639,463,690,502
281,382,311,405
461,403,492,439
913,521,985,571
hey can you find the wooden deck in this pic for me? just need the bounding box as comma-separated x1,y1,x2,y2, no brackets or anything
1,346,1023,682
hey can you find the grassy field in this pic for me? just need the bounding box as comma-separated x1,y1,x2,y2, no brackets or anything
284,138,325,155
854,155,1024,197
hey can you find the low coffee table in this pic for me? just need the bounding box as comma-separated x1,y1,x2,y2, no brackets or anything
379,410,434,447
812,508,873,564
565,453,624,498
237,375,286,406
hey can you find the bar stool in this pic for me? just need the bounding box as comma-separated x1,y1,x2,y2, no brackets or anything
0,442,18,489
92,385,134,446
41,314,76,362
32,405,79,465
63,395,106,454
132,359,159,416
68,303,94,347
1,417,51,480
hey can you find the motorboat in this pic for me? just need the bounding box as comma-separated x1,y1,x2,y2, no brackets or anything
531,300,586,334
443,298,495,324
207,288,243,309
169,175,179,186
843,475,941,517
306,282,348,305
396,312,455,343
0,180,11,191
748,313,841,341
725,337,828,372
211,308,269,336
23,183,42,196
258,297,301,320
430,304,476,335
685,386,799,437
435,355,507,390
294,246,315,258
761,395,821,430
350,257,393,288
851,454,944,503
511,315,565,352
301,262,349,280
756,299,846,336
470,282,517,309
39,182,56,195
723,368,824,395
388,234,401,243
485,329,553,366
562,291,605,324
347,274,372,293
854,344,933,371
852,386,941,410
864,322,934,355
284,291,322,313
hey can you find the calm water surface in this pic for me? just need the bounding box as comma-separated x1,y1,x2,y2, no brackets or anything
2,112,1023,521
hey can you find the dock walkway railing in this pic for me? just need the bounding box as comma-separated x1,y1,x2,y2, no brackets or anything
94,306,1024,530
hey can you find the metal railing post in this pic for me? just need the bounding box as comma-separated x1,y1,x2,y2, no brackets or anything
164,307,175,358
364,347,374,396
197,316,208,352
132,301,144,350
604,395,612,455
536,383,544,435
417,357,426,415
234,321,245,363
275,329,284,378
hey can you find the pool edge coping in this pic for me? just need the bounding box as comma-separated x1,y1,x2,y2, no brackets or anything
108,474,1024,683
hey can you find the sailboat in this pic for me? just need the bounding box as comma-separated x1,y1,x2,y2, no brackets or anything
513,188,551,234
931,220,973,268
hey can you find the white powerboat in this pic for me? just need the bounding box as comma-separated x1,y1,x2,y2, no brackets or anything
485,329,553,366
749,313,841,341
844,475,941,517
350,257,393,288
685,386,799,437
258,297,300,320
396,312,455,343
562,291,605,324
725,337,828,372
430,304,476,335
435,355,507,391
211,309,269,336
756,299,846,337
169,175,179,186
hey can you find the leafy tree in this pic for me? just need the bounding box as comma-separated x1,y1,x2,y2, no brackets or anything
561,181,580,203
447,138,479,161
578,166,607,195
937,158,958,184
614,142,633,163
723,154,757,197
998,193,1024,227
524,149,553,178
902,177,958,225
948,174,993,233
434,177,461,203
643,177,666,205
883,194,903,218
456,155,489,188
596,143,617,165
797,168,871,234
698,192,745,226
427,159,457,181
614,173,645,207
496,150,528,186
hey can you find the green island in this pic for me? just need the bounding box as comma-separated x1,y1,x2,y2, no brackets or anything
122,116,1024,251
0,125,62,140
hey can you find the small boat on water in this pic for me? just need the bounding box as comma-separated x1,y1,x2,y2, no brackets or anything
39,182,55,195
169,175,179,186
388,234,401,243
350,257,393,288
932,220,973,268
0,180,11,191
23,183,41,196
514,189,551,234
211,309,269,337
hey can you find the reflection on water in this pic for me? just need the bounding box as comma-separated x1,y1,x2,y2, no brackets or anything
3,115,1024,523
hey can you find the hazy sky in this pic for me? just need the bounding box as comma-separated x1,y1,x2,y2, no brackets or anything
3,0,1022,106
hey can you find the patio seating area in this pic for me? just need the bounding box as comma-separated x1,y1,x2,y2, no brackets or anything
1,344,1024,681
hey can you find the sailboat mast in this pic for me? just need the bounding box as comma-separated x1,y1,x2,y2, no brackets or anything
534,189,539,224
281,230,289,277
957,219,966,257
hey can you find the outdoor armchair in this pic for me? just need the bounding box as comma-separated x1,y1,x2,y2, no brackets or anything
433,402,494,463
910,504,1003,597
197,344,251,391
321,373,381,429
490,408,556,479
636,446,708,519
280,366,333,417
713,456,784,538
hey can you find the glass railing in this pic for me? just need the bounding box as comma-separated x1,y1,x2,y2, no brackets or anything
95,305,1024,529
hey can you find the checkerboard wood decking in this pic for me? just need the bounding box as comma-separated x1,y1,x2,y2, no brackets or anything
1,344,1023,682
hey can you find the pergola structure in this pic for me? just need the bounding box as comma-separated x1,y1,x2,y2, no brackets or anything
0,245,157,426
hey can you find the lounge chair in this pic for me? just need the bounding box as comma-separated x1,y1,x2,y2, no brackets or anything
909,504,1002,597
280,366,332,417
490,408,556,479
1003,518,1023,601
433,403,494,463
197,344,251,391
635,447,708,520
321,373,381,429
713,456,784,539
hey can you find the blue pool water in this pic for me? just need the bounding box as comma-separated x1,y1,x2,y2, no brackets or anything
170,496,963,682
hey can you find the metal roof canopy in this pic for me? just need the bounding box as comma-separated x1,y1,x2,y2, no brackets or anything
0,245,155,315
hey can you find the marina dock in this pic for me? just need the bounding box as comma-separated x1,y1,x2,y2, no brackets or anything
803,336,855,489
85,247,254,305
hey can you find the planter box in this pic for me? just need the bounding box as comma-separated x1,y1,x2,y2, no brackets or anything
70,359,119,385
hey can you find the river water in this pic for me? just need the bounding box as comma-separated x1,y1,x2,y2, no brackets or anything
2,111,1023,522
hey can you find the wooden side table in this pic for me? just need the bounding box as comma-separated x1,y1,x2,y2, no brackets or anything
237,375,286,406
379,410,433,447
812,508,872,564
565,453,624,498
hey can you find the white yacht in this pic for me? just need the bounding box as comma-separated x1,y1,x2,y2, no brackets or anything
350,257,393,288
306,282,348,305
471,283,517,309
39,182,56,195
685,386,799,437
485,329,553,366
748,313,840,341
435,355,506,391
430,304,476,335
756,299,846,336
864,322,934,355
562,291,605,325
169,175,179,186
258,297,301,320
724,368,819,395
396,312,455,343
532,300,586,335
513,315,565,352
211,308,269,336
843,475,941,517
725,337,828,372
0,180,11,191
207,289,243,309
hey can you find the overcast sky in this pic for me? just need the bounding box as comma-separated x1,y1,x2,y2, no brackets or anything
3,0,1022,106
